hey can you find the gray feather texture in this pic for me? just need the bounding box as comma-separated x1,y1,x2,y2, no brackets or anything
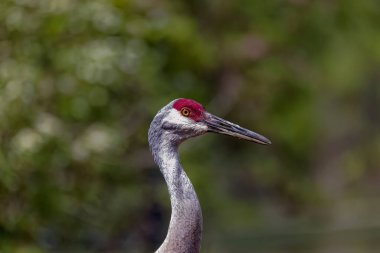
148,100,205,253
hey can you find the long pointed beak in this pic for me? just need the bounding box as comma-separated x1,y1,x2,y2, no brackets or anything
204,113,271,145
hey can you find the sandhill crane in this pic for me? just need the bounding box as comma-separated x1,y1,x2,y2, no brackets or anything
148,98,271,253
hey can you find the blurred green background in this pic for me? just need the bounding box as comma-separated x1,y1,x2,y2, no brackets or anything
1,0,380,252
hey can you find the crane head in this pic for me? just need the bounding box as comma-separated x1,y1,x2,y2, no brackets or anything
157,98,271,145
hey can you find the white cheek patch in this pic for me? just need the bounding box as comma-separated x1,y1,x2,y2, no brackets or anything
165,109,194,126
162,109,207,133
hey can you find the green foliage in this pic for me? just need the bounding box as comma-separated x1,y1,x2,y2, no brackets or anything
1,0,380,252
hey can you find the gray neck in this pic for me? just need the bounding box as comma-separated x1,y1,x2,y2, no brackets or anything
149,125,202,253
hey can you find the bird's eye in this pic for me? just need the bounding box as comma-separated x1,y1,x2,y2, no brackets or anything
180,107,191,117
